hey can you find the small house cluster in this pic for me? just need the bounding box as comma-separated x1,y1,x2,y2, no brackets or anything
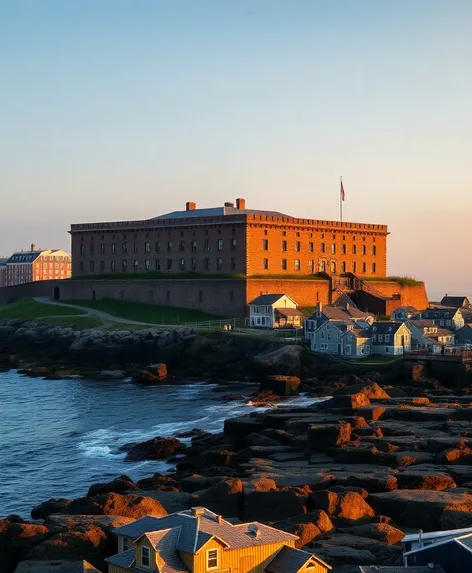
248,292,472,358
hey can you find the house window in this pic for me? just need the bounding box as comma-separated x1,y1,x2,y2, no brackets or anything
263,258,269,270
134,242,139,254
144,260,150,270
100,261,105,272
309,242,314,252
378,334,383,342
207,549,219,570
231,238,236,250
362,262,366,273
217,257,223,270
295,259,301,271
308,260,314,273
199,291,203,303
385,334,390,342
123,537,129,551
192,240,197,251
204,258,210,270
331,244,336,254
342,261,347,273
217,239,223,251
144,241,151,253
156,259,161,271
282,240,287,251
295,241,301,252
79,261,84,273
90,244,94,255
179,258,185,270
282,259,287,270
263,239,269,250
142,546,150,567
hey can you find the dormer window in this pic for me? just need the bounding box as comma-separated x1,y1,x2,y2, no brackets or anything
142,546,150,567
207,549,219,570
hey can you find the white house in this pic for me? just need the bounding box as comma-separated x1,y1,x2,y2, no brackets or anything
248,294,303,329
371,322,412,355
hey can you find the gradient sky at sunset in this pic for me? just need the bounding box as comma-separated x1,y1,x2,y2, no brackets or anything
1,0,471,299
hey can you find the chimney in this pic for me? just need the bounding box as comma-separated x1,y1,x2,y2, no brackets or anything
224,202,234,207
216,514,223,524
316,301,322,316
346,302,350,311
191,507,205,517
236,198,246,210
186,202,197,211
31,243,36,252
418,529,424,547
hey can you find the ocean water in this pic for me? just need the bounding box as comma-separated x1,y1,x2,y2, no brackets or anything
0,370,316,518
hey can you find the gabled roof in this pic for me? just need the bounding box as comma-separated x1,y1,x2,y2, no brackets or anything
345,328,371,339
309,304,372,322
275,308,303,317
106,549,136,569
424,307,461,319
265,545,331,573
393,306,421,314
371,321,406,335
404,531,472,557
402,526,472,543
408,319,437,330
113,508,297,554
249,294,297,306
441,295,470,308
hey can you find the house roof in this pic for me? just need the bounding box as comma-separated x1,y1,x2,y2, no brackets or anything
249,294,296,306
402,526,472,544
265,545,331,573
346,328,371,339
309,305,371,322
359,565,444,573
431,327,454,338
371,322,405,335
275,308,303,317
424,307,460,319
394,306,420,314
441,295,469,308
113,508,298,554
106,549,137,569
404,532,472,557
408,319,437,330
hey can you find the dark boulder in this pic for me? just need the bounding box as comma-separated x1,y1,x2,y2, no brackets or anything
260,375,301,396
308,422,352,451
132,363,167,384
191,478,243,517
62,492,168,519
87,475,139,497
123,436,185,461
243,489,308,522
31,498,71,520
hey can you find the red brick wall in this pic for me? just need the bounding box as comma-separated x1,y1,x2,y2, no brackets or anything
246,278,331,308
367,281,429,312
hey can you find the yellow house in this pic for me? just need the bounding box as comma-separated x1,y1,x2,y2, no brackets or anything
106,507,331,573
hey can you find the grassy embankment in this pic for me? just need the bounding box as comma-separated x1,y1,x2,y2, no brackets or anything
363,276,424,286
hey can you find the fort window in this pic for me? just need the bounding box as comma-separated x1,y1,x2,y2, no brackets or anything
321,243,325,253
372,262,376,273
89,261,94,272
352,245,357,254
372,245,377,255
192,240,197,251
181,231,184,237
230,290,234,302
80,245,85,255
204,258,210,270
205,239,210,251
295,259,301,271
100,261,105,272
111,243,116,254
263,258,269,270
199,291,203,303
133,242,138,253
296,232,300,237
134,260,139,271
145,260,150,270
179,258,185,270
217,239,223,251
282,231,286,236
156,259,161,271
342,244,346,254
264,230,268,235
145,242,151,252
122,243,127,254
362,262,366,273
352,261,356,272
79,261,84,273
90,244,94,255
308,260,314,273
111,261,116,271
332,234,336,240
179,240,185,251
282,258,287,270
263,239,269,250
191,259,197,271
295,241,301,252
362,245,366,255
331,244,336,254
156,241,161,253
231,258,236,270
309,242,314,252
342,261,347,273
167,259,172,271
231,238,237,250
217,257,223,270
282,240,287,251
167,241,172,251
100,243,105,255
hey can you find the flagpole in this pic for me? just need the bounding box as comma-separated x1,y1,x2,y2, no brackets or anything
340,176,343,222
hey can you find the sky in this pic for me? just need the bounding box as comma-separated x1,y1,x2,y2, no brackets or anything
0,0,471,299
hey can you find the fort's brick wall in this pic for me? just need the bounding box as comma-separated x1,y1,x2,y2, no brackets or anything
246,278,331,309
367,281,429,312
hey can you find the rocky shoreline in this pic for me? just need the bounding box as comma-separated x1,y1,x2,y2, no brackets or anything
4,322,472,572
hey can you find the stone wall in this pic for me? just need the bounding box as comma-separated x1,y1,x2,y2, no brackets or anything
367,281,429,312
0,281,54,305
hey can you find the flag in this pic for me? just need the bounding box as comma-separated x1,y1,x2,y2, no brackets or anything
340,178,345,201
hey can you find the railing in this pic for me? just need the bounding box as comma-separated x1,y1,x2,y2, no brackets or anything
404,349,472,363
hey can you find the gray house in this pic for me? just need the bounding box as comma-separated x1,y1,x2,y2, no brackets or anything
404,531,472,573
455,324,472,347
305,301,373,342
371,322,411,355
391,306,423,321
311,320,352,354
422,307,464,331
440,295,470,308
